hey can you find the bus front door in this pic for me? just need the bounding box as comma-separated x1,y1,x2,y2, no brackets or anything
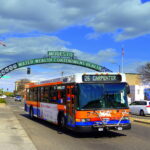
66,85,75,126
37,87,41,117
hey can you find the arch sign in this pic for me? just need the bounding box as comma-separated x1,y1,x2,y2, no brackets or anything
0,51,112,78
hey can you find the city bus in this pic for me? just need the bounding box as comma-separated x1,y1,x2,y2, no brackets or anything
24,72,131,132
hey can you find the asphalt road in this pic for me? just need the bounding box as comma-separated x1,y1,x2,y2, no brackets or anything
6,98,150,150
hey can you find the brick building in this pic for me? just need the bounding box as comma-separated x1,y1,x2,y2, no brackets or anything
15,79,31,96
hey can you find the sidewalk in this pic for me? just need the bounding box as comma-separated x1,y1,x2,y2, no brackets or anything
130,116,150,125
0,104,37,150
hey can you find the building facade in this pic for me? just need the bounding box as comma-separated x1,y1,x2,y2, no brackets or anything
15,79,31,96
125,73,150,103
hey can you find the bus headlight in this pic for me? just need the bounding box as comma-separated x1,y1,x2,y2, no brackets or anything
122,117,129,120
81,119,90,122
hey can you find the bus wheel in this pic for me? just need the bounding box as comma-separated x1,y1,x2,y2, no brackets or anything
29,107,34,119
59,115,66,128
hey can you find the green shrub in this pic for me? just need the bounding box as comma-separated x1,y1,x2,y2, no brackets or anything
0,98,6,103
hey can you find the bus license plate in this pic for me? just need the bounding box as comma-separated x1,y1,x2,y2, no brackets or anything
118,127,123,131
98,128,103,131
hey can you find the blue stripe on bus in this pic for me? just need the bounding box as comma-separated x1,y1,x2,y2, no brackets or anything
33,107,38,115
33,107,41,116
25,104,41,117
37,108,40,116
107,120,130,124
25,104,30,112
67,97,71,101
56,100,62,104
75,120,130,126
76,122,94,126
67,122,76,127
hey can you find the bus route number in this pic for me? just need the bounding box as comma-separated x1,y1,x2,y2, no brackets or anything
82,75,122,82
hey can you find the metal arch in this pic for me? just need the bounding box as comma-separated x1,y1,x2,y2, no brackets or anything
0,57,112,78
0,63,18,78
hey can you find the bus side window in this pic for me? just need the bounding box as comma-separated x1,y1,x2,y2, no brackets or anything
33,88,38,101
71,87,75,104
49,86,52,100
57,86,66,104
61,89,66,104
40,87,44,102
43,86,49,103
29,89,31,101
26,88,30,100
50,86,57,103
29,88,34,101
38,87,41,102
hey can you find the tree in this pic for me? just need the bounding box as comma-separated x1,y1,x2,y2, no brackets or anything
4,91,14,97
0,89,3,96
138,63,150,83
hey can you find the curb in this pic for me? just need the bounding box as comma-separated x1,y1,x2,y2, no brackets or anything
130,117,150,125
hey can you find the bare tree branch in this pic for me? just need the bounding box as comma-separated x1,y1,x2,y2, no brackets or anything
138,63,150,83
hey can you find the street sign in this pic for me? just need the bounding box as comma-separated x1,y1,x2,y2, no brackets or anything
48,51,74,58
17,57,102,71
0,51,112,78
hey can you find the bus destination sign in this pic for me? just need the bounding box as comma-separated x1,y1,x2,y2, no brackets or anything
82,75,122,82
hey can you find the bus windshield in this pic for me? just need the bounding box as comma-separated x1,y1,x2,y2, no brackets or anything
77,83,128,110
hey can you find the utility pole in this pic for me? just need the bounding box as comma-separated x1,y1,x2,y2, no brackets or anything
121,46,124,73
61,71,64,77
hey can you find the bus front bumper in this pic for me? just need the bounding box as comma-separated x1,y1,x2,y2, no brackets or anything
73,123,131,133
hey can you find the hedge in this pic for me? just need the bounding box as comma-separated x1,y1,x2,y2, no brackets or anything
0,98,6,103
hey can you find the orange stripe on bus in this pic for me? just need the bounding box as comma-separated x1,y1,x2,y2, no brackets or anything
76,109,130,119
57,105,66,111
26,101,40,107
27,82,63,88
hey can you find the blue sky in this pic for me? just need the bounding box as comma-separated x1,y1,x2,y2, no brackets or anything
0,0,150,91
141,0,150,3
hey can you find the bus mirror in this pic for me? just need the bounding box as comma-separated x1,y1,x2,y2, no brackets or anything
126,84,130,95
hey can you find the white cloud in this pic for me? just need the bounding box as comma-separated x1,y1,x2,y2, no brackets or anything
98,49,118,63
0,36,118,68
0,58,13,68
0,36,70,67
1,0,148,91
0,0,150,40
0,35,118,91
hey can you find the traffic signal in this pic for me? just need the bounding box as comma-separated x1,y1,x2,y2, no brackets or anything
27,67,31,74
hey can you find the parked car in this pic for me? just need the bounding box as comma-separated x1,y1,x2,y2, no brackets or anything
0,95,7,98
129,100,150,116
15,95,22,102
